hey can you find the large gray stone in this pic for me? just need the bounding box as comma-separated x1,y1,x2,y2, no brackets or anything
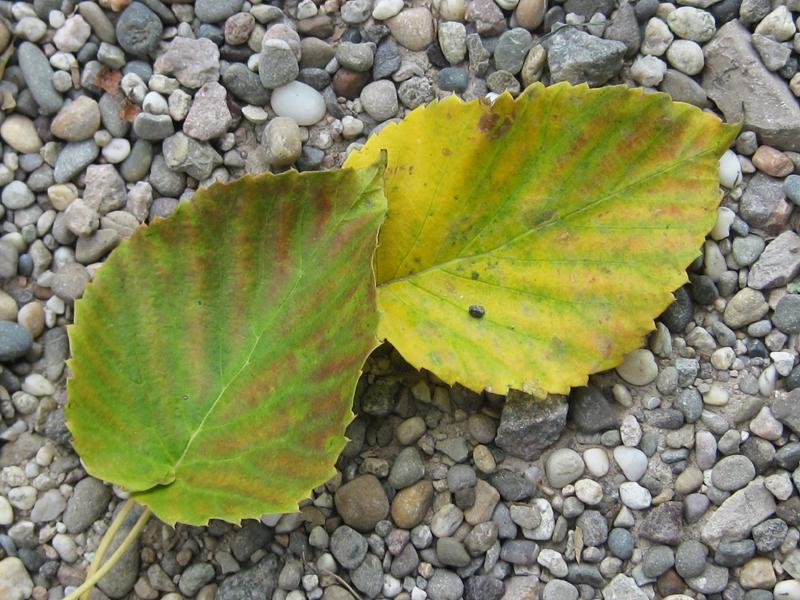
748,231,800,289
701,482,776,547
740,172,793,235
495,391,568,460
543,26,626,86
703,20,800,151
217,555,279,600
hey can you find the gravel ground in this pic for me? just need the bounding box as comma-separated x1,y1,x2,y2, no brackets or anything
0,0,799,600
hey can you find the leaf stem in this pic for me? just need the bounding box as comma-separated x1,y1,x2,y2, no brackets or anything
79,498,135,600
64,501,152,600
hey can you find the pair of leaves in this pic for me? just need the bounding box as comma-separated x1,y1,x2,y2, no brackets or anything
67,83,737,525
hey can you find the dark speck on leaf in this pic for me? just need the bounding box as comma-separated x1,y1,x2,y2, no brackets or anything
471,272,480,280
469,305,485,319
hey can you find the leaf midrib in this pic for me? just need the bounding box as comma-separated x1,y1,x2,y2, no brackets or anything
378,146,717,290
162,173,372,486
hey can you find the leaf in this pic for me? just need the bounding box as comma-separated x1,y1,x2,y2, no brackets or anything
67,162,387,525
345,82,738,397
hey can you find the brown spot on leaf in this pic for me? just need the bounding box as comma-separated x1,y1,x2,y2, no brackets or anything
119,98,141,123
477,112,513,139
94,67,122,95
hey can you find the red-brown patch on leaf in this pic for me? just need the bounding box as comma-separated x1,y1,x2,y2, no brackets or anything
94,67,122,94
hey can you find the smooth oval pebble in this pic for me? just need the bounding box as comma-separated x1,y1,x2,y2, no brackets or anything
613,446,648,481
616,348,658,386
774,580,800,600
583,448,610,477
270,81,326,126
719,149,742,188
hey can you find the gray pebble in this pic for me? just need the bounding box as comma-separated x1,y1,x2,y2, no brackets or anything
133,113,175,141
436,537,471,567
608,529,635,560
178,563,215,597
120,140,154,183
388,447,425,489
222,64,270,106
351,553,382,598
17,42,63,115
195,0,244,23
500,540,539,565
116,3,163,58
675,539,708,579
330,525,367,569
577,511,608,546
494,28,533,74
54,141,99,183
774,294,800,334
715,539,755,567
0,321,33,361
427,569,464,600
2,182,35,210
642,545,674,577
785,174,800,205
259,40,299,89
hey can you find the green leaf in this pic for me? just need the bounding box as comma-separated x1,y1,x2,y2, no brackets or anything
67,162,387,525
345,82,738,397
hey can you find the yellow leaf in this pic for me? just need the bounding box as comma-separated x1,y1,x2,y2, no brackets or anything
346,83,738,397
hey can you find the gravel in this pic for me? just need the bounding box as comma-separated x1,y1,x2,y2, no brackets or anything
1,1,800,599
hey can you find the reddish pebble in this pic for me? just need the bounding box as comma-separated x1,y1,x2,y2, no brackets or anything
752,145,795,177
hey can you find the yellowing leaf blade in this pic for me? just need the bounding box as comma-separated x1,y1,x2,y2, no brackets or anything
67,163,387,525
346,83,738,396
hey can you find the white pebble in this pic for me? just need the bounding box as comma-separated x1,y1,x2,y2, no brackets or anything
52,533,78,563
612,383,634,407
583,448,610,477
765,472,793,501
242,106,269,124
373,0,404,19
341,115,365,139
619,414,642,447
666,39,704,75
630,55,667,87
711,206,736,240
35,445,54,467
271,81,327,126
101,138,131,164
759,364,777,396
710,347,735,370
616,348,658,386
537,548,568,578
8,486,37,510
719,149,742,188
771,351,796,376
703,240,726,281
0,496,13,525
754,6,796,42
296,0,318,18
142,91,168,115
703,383,729,406
619,482,652,509
774,579,800,600
613,446,648,481
22,374,55,396
574,479,603,505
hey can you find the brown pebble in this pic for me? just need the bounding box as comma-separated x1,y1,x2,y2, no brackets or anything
334,474,390,532
18,302,44,338
297,15,334,37
224,13,255,45
752,145,795,177
656,569,685,597
515,0,547,30
332,69,371,99
391,480,433,529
